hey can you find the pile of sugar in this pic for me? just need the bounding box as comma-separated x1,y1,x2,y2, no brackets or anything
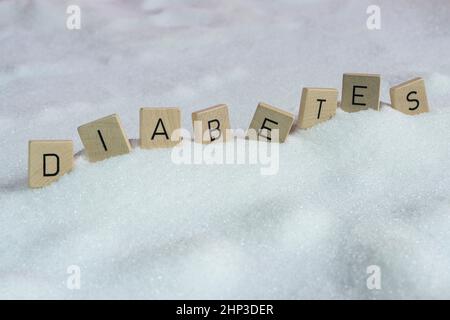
1,0,450,299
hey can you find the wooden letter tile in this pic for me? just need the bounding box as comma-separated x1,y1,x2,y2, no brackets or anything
298,88,338,129
77,114,131,162
140,107,181,148
247,102,294,142
390,77,429,115
192,104,231,144
341,73,381,112
28,140,73,188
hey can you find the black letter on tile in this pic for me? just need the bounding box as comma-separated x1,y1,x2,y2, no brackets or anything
97,130,108,151
317,99,326,119
259,118,278,141
352,85,367,106
407,91,420,111
151,118,169,140
43,154,60,177
208,119,221,141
